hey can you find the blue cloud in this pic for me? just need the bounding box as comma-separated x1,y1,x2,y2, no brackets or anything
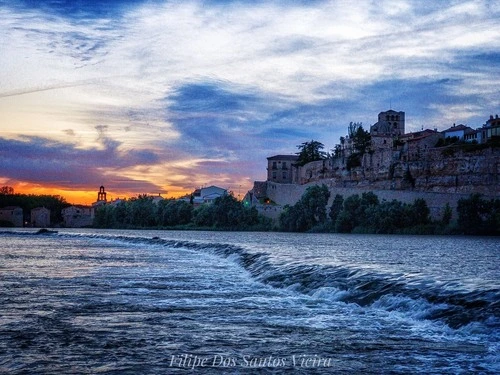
0,135,162,191
169,82,260,115
10,0,148,19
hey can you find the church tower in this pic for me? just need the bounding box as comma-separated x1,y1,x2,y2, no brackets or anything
97,185,107,203
370,110,405,136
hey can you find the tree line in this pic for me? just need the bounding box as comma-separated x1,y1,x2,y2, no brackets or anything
94,193,272,231
278,185,499,235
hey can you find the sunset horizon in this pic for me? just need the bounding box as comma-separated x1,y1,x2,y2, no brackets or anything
1,0,499,207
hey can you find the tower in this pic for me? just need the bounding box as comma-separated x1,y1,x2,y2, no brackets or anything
370,110,405,136
97,185,107,203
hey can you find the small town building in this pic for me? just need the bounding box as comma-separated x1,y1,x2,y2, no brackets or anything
482,114,500,143
0,206,23,227
442,124,473,140
181,185,228,206
267,155,299,184
31,207,50,227
62,205,92,228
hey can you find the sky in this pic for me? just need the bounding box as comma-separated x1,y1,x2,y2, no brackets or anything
0,0,499,204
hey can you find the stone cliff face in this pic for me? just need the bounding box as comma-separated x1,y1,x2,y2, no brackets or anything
297,147,499,197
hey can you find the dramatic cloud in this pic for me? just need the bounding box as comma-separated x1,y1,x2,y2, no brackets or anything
0,0,499,202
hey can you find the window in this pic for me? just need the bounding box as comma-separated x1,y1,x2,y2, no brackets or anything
282,162,287,169
272,171,277,179
272,161,277,169
282,172,287,179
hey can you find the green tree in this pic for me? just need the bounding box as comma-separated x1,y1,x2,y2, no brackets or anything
329,194,344,223
279,184,330,232
348,122,371,154
335,194,360,232
457,194,499,235
296,140,326,166
441,203,453,226
401,198,430,227
128,195,157,227
158,199,193,226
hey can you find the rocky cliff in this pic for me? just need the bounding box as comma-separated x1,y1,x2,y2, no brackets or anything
297,146,499,197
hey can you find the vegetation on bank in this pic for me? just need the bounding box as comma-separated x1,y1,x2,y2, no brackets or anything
2,185,497,235
94,193,273,231
278,185,500,235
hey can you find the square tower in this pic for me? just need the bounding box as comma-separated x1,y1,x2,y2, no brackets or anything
370,110,405,136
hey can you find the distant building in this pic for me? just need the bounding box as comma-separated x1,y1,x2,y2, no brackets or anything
31,207,50,227
401,130,443,161
267,155,299,184
482,114,500,143
150,194,165,205
108,198,126,206
370,110,405,136
62,205,92,228
181,185,227,206
442,124,473,140
464,128,483,143
0,206,23,227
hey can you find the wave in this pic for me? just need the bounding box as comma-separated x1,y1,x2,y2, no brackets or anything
2,230,499,330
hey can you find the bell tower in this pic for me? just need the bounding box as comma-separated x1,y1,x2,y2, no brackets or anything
97,185,107,203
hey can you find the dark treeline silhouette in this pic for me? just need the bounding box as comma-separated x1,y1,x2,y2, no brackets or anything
278,185,500,235
94,193,273,231
0,187,69,225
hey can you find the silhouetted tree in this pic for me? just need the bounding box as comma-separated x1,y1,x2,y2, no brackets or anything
296,140,326,166
0,186,14,195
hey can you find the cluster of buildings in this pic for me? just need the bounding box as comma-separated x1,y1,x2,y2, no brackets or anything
0,206,50,228
0,185,229,228
264,111,500,185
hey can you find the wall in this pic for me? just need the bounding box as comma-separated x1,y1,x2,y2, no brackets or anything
262,180,475,220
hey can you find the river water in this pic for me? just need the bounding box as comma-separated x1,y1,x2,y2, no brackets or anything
0,229,498,374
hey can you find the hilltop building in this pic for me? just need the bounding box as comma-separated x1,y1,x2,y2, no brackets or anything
442,124,473,140
370,110,405,136
267,155,299,184
483,114,500,142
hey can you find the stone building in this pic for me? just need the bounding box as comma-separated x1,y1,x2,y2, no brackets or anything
31,207,50,227
370,110,405,136
62,205,92,228
0,206,23,227
267,155,299,184
483,114,500,142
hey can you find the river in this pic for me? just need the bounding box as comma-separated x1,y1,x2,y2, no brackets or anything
0,229,498,374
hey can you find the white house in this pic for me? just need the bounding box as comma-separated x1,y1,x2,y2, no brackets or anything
442,124,473,140
182,185,227,205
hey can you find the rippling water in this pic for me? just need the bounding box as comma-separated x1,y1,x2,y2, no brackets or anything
0,229,498,374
